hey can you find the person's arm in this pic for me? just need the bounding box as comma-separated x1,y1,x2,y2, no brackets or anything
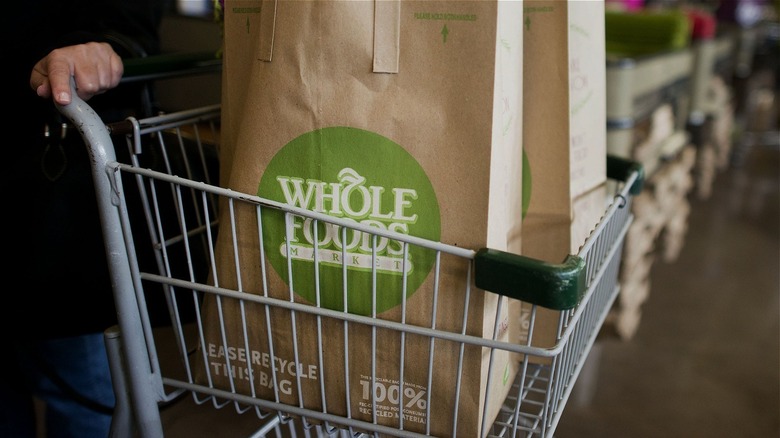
26,0,164,106
30,42,124,105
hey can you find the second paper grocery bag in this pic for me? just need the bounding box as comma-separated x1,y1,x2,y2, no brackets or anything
520,0,608,352
198,1,524,436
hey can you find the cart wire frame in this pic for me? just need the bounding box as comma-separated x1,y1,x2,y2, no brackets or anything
57,86,641,438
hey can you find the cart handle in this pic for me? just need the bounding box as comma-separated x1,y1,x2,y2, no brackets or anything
120,51,222,83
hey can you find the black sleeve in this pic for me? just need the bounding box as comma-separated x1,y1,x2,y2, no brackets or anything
44,0,168,59
8,0,173,130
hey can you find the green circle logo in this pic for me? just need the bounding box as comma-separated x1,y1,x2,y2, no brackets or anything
258,127,441,315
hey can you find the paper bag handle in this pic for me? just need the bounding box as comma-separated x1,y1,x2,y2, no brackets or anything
255,0,400,73
373,0,401,73
256,0,277,61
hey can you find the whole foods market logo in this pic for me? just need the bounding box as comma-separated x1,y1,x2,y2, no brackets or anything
277,167,417,274
258,127,441,315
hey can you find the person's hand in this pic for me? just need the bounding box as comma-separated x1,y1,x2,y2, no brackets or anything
30,42,123,105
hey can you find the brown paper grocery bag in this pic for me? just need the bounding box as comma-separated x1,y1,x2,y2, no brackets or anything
197,1,525,436
520,1,608,350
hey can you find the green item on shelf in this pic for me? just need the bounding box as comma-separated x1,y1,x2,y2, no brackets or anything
605,9,691,57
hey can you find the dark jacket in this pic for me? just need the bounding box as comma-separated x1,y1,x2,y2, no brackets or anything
4,0,167,339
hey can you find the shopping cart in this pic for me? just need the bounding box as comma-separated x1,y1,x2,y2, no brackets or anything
56,77,642,438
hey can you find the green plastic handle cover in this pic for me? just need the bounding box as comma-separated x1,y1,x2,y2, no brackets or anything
474,249,586,310
473,155,642,310
121,51,223,83
607,155,644,195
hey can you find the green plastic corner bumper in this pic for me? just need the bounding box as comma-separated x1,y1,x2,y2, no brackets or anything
607,155,644,195
474,249,586,310
473,155,642,310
